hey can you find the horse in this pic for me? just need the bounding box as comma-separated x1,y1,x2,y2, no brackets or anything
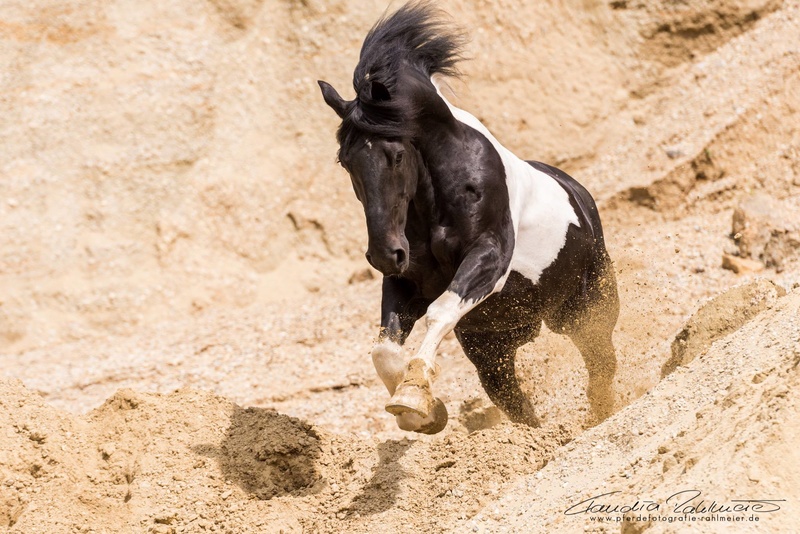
317,1,619,434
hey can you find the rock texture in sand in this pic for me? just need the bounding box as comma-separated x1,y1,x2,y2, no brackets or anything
732,192,800,270
662,278,785,377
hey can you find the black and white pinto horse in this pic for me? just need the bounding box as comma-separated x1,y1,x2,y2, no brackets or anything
318,2,619,434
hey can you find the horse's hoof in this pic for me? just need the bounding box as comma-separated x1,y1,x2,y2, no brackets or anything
587,385,615,425
385,359,435,417
415,397,448,435
385,383,434,418
394,398,448,434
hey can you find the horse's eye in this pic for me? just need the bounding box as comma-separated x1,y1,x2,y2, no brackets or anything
394,151,404,166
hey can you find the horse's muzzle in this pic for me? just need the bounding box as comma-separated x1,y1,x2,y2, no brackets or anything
365,244,409,275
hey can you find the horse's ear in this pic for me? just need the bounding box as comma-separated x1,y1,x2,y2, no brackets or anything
318,80,348,119
370,81,391,101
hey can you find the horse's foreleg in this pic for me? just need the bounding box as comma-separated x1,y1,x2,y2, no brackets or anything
372,276,449,433
372,277,424,396
386,239,511,432
384,290,463,430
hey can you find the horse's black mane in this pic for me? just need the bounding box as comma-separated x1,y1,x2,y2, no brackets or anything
337,1,466,155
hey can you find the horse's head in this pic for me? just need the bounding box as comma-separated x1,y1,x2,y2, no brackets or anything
319,80,419,276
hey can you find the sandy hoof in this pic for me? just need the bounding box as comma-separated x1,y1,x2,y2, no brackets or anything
587,381,615,422
385,382,434,418
385,358,435,418
394,398,448,434
415,397,448,434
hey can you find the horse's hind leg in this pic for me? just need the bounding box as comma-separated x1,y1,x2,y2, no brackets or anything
551,254,619,423
570,328,617,423
456,326,540,427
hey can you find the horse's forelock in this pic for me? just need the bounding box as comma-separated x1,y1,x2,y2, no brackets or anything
336,99,414,158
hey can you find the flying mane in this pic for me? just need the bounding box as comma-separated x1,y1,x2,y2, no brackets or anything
337,1,466,154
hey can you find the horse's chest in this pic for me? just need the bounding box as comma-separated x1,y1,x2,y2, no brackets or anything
429,225,460,272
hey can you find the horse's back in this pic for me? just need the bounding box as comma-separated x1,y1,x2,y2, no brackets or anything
525,161,606,249
525,161,617,330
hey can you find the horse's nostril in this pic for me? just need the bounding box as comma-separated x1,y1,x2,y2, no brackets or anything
365,247,405,274
394,248,407,267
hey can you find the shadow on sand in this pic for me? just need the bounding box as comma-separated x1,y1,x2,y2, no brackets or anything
345,438,413,516
193,405,418,516
193,405,324,500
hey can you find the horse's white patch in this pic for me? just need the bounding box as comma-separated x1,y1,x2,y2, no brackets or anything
372,339,405,395
365,139,373,149
414,290,474,374
432,81,579,285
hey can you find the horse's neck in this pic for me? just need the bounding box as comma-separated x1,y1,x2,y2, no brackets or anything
430,81,522,170
409,155,437,225
421,80,551,218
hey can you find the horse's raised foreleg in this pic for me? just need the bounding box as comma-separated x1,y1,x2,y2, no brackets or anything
386,238,511,433
371,277,444,432
372,277,422,396
383,290,462,432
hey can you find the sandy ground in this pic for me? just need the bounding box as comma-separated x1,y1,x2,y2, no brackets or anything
2,0,800,532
